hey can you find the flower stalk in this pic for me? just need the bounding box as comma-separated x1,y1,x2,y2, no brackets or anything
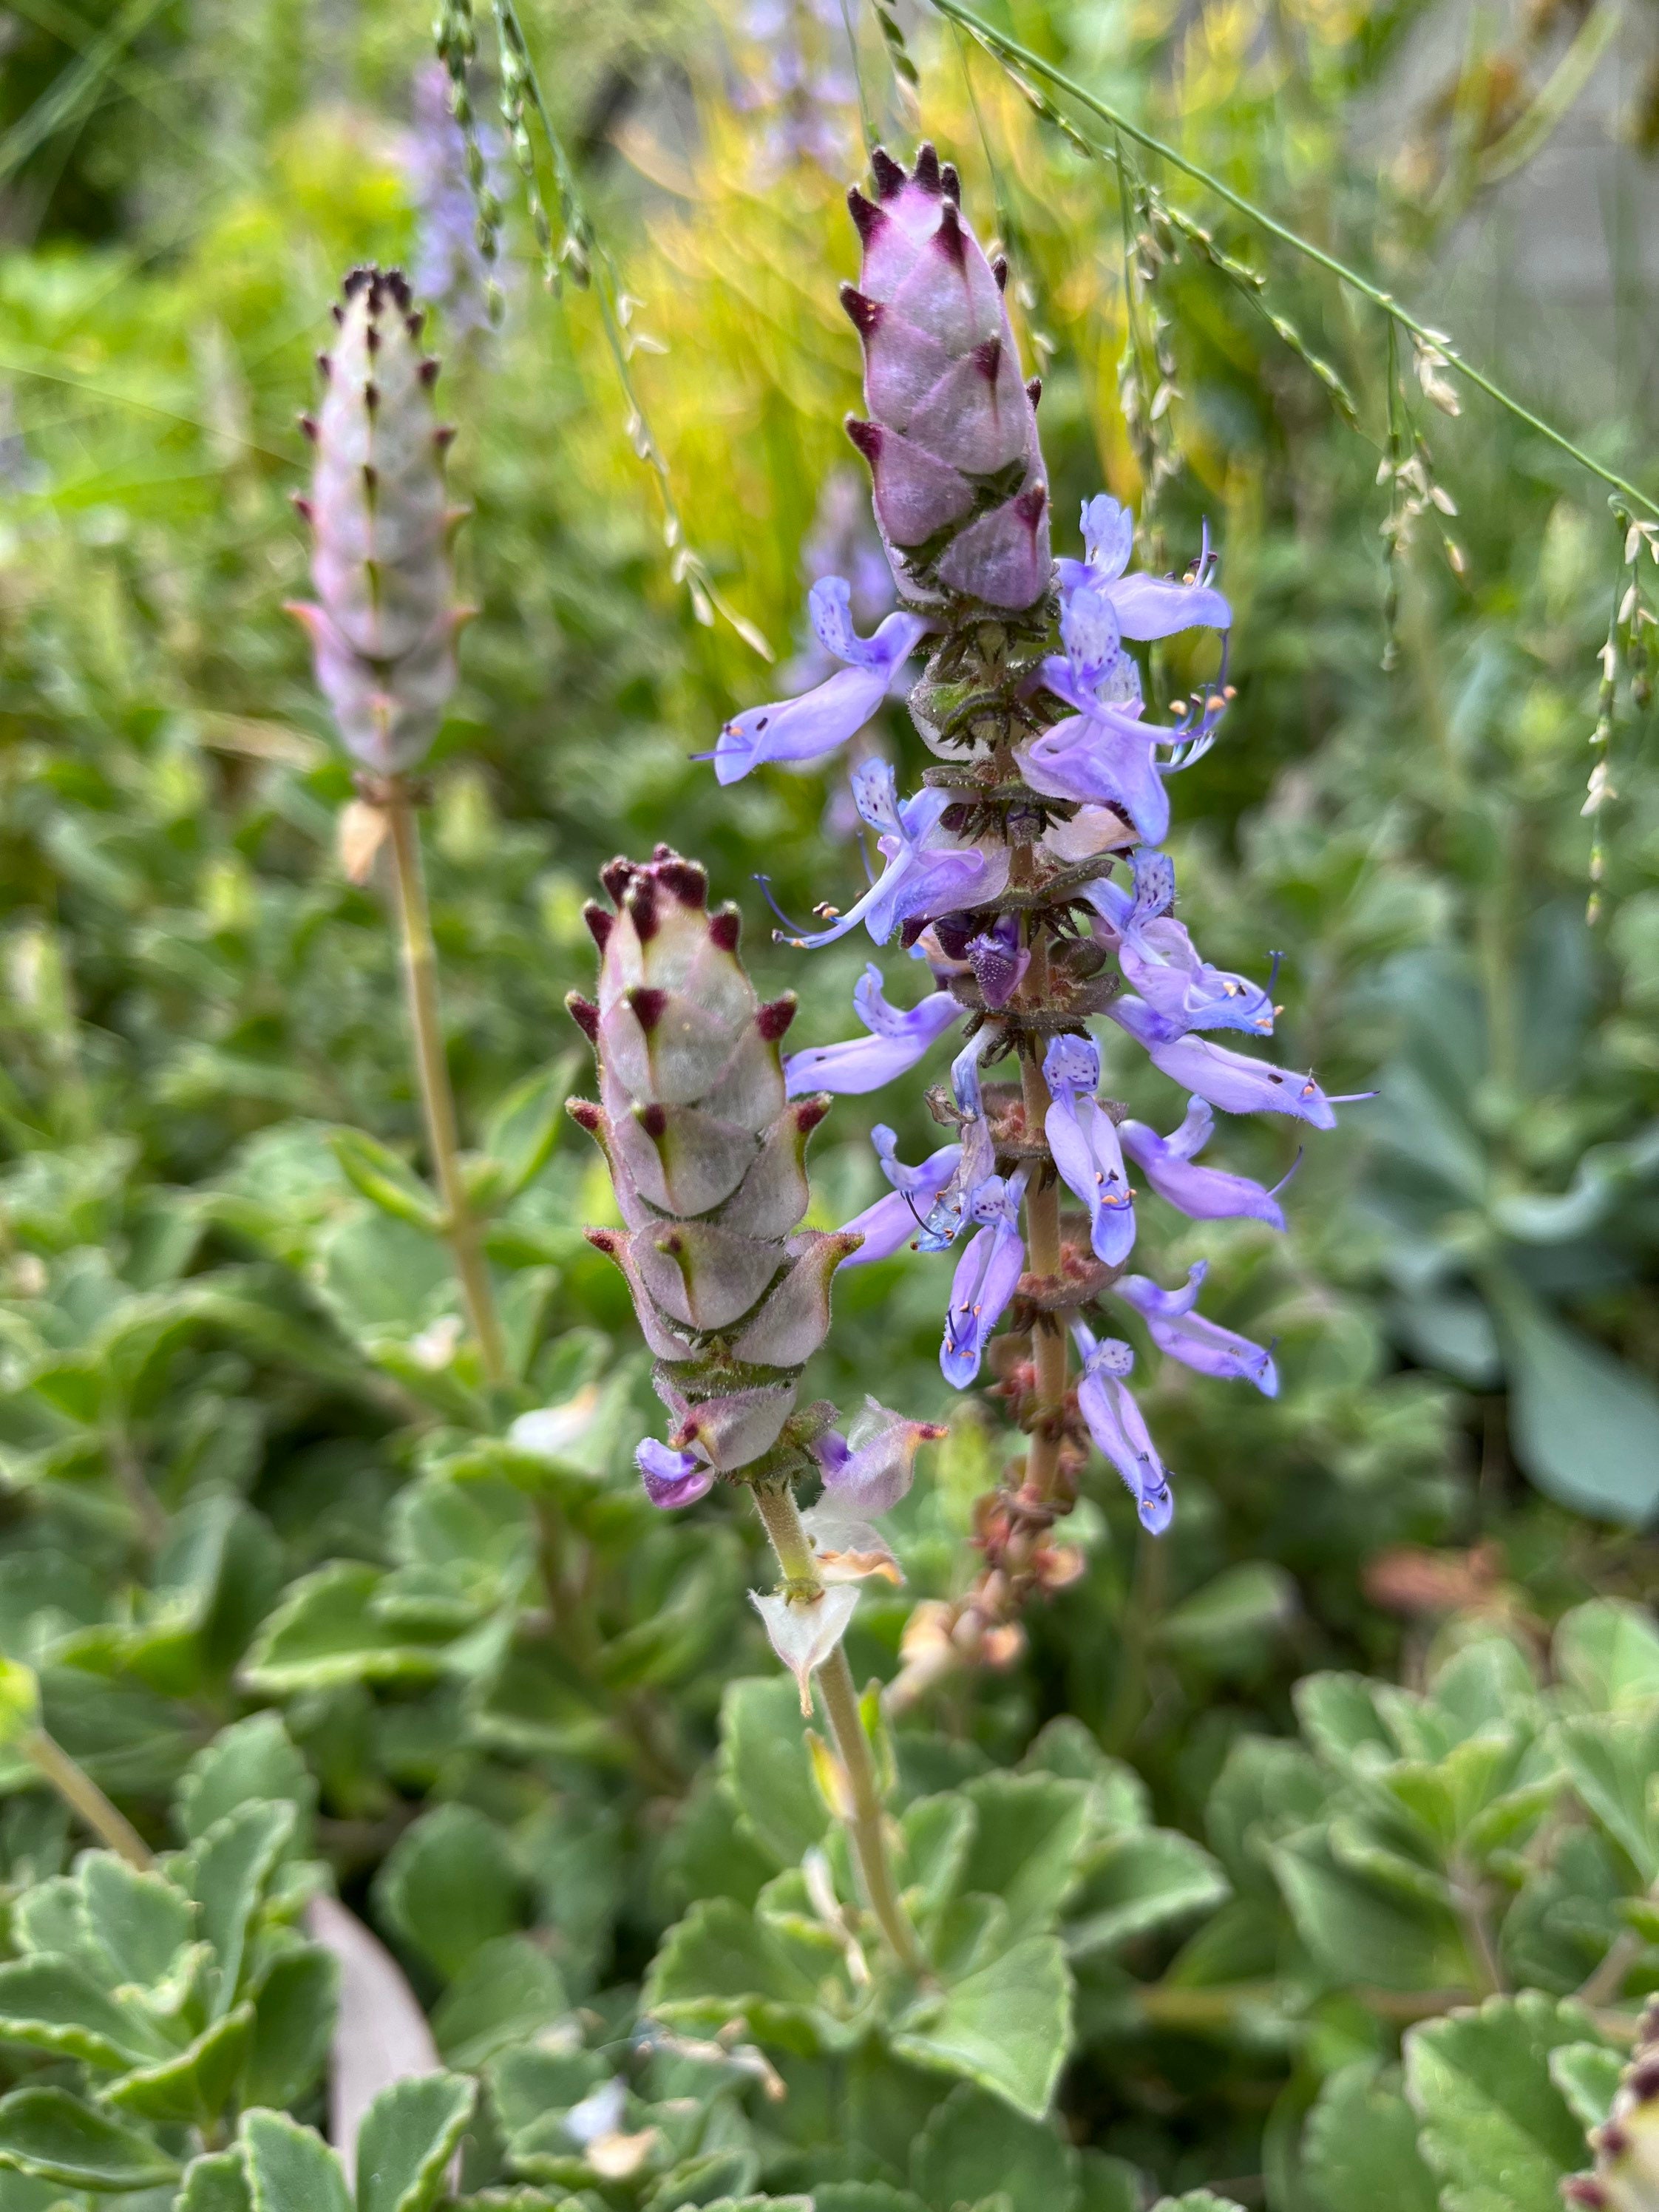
288,265,506,1385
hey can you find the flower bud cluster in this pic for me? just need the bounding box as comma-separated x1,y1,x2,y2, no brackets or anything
566,848,855,1502
288,265,467,776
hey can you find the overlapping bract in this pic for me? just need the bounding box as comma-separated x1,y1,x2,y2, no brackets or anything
287,266,467,773
844,143,1050,610
566,849,856,1501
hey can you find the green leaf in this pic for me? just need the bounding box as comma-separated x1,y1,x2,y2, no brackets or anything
241,2110,352,2212
78,1856,192,1988
242,1945,339,2110
719,1677,828,1870
0,2088,180,2191
178,2148,254,2212
1020,1719,1149,1833
1548,2042,1625,2131
0,1660,40,1751
480,1059,576,1201
374,1805,526,1982
955,1776,1090,1937
430,1935,569,2069
813,2188,929,2212
643,1896,849,2050
910,2082,1077,2212
642,2151,761,2212
893,1935,1073,2120
240,1564,455,1695
1553,1600,1659,1713
356,2072,475,2212
1488,1275,1659,1524
177,1714,317,1847
1065,1829,1229,1960
1156,1562,1299,1669
1075,2151,1141,2212
326,1131,442,1235
1301,2061,1439,2212
0,1956,177,2069
1404,1991,1597,2212
1151,2196,1247,2211
1553,1709,1659,1881
179,1801,296,2014
1270,1830,1465,1990
104,2001,254,2124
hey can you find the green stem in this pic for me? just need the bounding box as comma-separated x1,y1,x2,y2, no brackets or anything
749,1483,924,1975
382,784,509,1388
25,1729,152,1867
932,0,1659,520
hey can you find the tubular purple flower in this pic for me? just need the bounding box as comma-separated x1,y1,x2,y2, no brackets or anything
1070,1320,1175,1534
637,1439,718,1509
1058,494,1232,638
1115,1263,1279,1395
941,1167,1029,1386
714,581,929,784
917,1031,998,1249
842,143,1050,608
838,1128,963,1263
1107,1014,1343,1127
1119,1098,1289,1230
1018,708,1172,845
1042,1032,1136,1266
814,1397,950,1515
783,964,960,1096
773,761,1008,950
1084,847,1275,1040
287,267,467,775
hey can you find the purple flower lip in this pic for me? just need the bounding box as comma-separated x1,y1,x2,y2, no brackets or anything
1119,1097,1292,1230
1041,1032,1136,1268
636,1438,717,1509
711,580,930,784
838,1133,963,1263
1070,1319,1174,1533
1113,1262,1279,1397
783,963,960,1096
940,1166,1029,1386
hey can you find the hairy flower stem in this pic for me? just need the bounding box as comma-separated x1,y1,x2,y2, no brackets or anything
26,1728,152,1868
383,782,508,1386
750,1482,923,1974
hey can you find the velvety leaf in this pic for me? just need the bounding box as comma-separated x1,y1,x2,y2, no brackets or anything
178,1801,296,2014
954,1775,1091,1936
1065,1828,1229,1959
430,1936,569,2070
177,1715,317,1847
1020,1718,1149,1832
640,2150,759,2212
813,2187,929,2212
0,2087,180,2190
355,2072,475,2212
177,2148,254,2212
239,1565,454,1695
1156,1561,1299,1666
644,1896,853,2051
1300,2060,1439,2212
910,2082,1077,2212
1404,1991,1598,2212
1548,2042,1624,2131
326,1130,442,1235
242,1944,339,2111
241,2109,352,2212
893,1935,1072,2120
104,2001,254,2124
1074,2151,1141,2212
78,1856,192,1989
1490,1275,1659,1524
0,1956,177,2070
719,1677,829,1870
1553,1709,1659,1880
374,1805,526,1981
1553,1599,1659,1713
1270,1830,1465,1990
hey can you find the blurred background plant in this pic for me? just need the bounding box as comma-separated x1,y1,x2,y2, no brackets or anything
0,0,1655,2200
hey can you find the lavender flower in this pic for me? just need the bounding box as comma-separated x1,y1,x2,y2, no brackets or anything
287,268,466,775
697,144,1368,1568
814,1398,949,1516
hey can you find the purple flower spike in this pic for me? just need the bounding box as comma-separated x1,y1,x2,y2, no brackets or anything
1116,1264,1279,1395
775,761,1008,951
1111,1019,1342,1127
783,964,960,1096
1042,1032,1136,1266
714,580,929,784
1119,1098,1288,1230
815,1396,949,1514
838,1131,962,1263
637,1438,718,1509
940,1167,1029,1386
1057,494,1232,639
1070,1320,1175,1533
